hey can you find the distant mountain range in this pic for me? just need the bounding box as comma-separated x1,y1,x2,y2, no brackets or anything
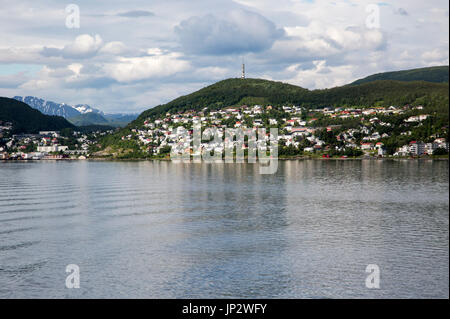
0,97,74,133
13,96,138,127
350,66,449,85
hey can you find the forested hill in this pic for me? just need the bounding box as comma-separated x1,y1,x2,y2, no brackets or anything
350,66,449,85
0,97,75,133
133,77,449,127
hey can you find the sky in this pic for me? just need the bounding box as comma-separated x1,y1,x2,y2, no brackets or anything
0,0,448,113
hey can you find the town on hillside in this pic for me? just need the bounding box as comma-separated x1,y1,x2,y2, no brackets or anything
2,101,448,160
92,103,448,159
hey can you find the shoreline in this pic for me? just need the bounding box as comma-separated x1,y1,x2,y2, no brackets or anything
2,156,448,163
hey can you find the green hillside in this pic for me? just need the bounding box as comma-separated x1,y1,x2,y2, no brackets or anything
68,112,137,127
0,97,75,133
133,77,448,127
68,112,110,126
88,61,450,159
350,66,449,85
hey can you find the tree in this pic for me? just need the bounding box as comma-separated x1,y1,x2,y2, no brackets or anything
159,145,171,155
433,148,448,156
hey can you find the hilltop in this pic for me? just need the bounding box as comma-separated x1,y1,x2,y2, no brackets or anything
350,66,449,85
91,68,448,159
132,77,448,127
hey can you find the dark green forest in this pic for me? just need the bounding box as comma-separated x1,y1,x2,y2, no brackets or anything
350,66,449,85
0,97,75,133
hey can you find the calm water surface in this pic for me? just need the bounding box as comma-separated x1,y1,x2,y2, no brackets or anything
0,160,448,298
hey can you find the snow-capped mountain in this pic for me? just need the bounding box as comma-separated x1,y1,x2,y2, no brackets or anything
74,104,104,115
13,96,104,118
13,96,82,118
12,96,138,127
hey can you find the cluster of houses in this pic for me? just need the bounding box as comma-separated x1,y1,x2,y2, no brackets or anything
0,121,12,159
0,130,93,160
320,105,428,118
125,105,323,156
120,103,446,158
394,138,449,156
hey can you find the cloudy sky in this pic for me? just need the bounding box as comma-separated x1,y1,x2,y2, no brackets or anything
0,0,448,113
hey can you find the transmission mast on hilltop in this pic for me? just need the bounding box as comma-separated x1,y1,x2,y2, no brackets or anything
241,59,245,79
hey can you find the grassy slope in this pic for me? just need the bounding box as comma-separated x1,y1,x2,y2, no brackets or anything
68,112,109,126
68,112,137,128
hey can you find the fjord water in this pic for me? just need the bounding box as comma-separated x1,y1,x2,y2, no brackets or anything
0,160,448,299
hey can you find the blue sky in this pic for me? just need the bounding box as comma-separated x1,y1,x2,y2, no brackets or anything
0,0,448,113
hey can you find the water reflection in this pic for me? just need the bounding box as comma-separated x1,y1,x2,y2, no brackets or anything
0,160,448,298
163,163,292,298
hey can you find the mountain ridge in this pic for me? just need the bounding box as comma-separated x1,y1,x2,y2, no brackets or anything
131,77,448,128
13,96,138,127
350,66,449,85
134,65,449,126
13,96,103,118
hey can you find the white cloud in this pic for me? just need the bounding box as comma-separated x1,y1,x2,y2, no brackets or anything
174,9,284,55
422,48,448,62
42,34,103,59
0,46,42,63
0,72,29,88
67,63,83,76
116,10,154,18
421,48,449,66
62,34,103,59
146,48,165,56
280,23,386,60
99,41,127,55
104,52,191,82
0,0,448,113
18,65,71,90
282,60,355,89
